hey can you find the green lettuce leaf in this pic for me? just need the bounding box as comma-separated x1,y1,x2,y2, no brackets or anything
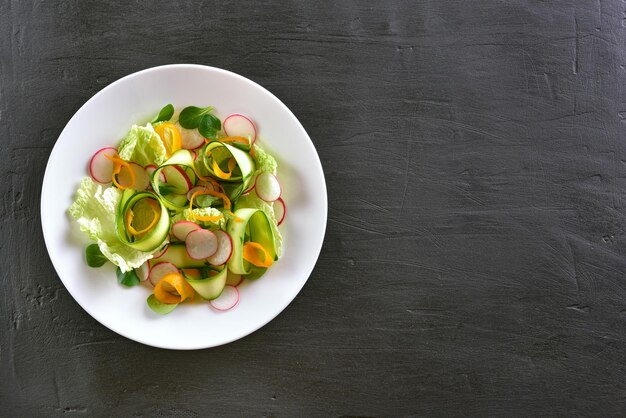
68,177,161,272
117,123,166,167
252,144,277,175
171,207,226,230
235,192,283,258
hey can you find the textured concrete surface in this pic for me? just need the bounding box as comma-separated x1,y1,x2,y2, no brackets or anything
2,0,626,416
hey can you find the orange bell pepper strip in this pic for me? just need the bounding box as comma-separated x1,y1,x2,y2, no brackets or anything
188,189,227,222
104,154,136,190
154,122,182,157
242,242,273,268
205,147,237,180
154,273,195,304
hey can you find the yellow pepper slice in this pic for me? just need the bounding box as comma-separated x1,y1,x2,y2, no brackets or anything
154,122,182,157
104,154,136,190
154,273,195,304
205,146,237,180
188,189,228,222
242,242,273,268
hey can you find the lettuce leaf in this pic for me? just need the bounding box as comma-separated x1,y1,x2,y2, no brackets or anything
252,144,277,175
171,207,226,230
117,123,166,167
235,192,283,258
68,177,159,272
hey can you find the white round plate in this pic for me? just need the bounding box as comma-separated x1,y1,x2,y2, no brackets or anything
41,64,327,349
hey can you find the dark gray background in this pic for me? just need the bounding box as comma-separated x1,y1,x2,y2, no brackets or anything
2,0,626,416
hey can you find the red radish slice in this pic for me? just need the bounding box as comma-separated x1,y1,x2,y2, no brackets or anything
209,285,239,311
255,172,281,202
223,114,256,143
171,220,201,241
275,197,286,226
226,270,243,287
146,165,166,183
179,125,206,150
207,230,233,265
162,165,192,193
135,262,151,281
89,147,118,183
196,180,217,191
148,262,179,286
191,150,197,161
185,229,218,260
128,162,150,190
153,244,168,259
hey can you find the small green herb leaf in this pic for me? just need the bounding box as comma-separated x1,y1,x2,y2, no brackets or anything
157,184,180,195
179,106,214,129
86,244,108,267
116,267,140,287
152,104,174,124
147,294,178,315
195,194,219,207
198,114,222,139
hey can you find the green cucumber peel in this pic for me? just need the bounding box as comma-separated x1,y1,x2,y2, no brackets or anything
115,191,170,252
226,208,277,277
147,294,178,315
183,267,227,300
149,244,206,268
150,150,196,211
201,141,255,184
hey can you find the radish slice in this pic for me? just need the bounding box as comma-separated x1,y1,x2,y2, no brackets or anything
148,262,179,286
196,180,217,191
146,165,166,183
135,262,150,281
178,124,206,150
89,147,118,183
275,197,286,226
209,285,239,311
207,230,233,265
226,270,243,287
128,162,150,191
255,172,281,202
171,220,201,241
185,229,218,260
223,114,256,143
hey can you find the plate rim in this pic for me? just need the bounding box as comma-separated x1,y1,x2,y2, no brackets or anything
40,64,327,349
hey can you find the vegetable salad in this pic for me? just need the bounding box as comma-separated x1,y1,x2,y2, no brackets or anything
68,105,285,314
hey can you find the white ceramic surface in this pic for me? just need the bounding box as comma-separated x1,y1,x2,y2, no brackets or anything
41,64,327,349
